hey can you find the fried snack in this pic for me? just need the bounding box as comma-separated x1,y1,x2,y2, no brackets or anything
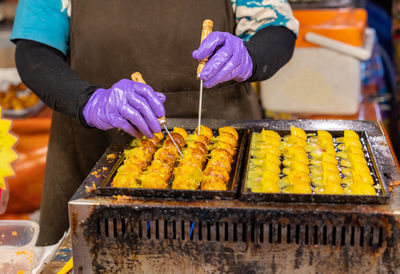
203,165,230,184
248,127,376,196
260,129,281,141
166,132,185,148
172,128,211,190
141,173,168,189
142,129,186,189
207,157,232,173
212,132,237,148
114,126,239,191
344,183,376,195
172,165,203,190
112,134,162,188
182,148,207,165
112,165,142,188
211,141,235,156
187,141,208,155
282,182,312,194
251,143,280,158
173,127,188,139
201,176,227,191
186,133,210,146
199,127,239,190
290,126,307,140
210,148,233,164
219,127,239,141
337,130,375,196
195,125,213,142
247,130,282,192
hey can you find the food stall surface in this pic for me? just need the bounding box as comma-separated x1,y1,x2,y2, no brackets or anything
63,119,400,273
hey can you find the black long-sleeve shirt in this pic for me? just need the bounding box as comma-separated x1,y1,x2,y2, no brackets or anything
15,26,296,125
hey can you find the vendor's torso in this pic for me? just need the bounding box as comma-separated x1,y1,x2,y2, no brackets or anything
69,0,235,92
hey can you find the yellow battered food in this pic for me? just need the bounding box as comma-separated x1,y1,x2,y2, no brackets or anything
113,126,239,191
247,127,376,196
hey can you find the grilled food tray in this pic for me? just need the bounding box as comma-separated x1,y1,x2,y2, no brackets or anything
95,128,248,200
240,128,390,204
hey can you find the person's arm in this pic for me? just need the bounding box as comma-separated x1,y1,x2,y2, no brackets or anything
15,39,96,125
15,39,165,138
193,0,298,88
235,0,299,82
245,26,296,82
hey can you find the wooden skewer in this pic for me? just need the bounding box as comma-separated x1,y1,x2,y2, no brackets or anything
130,72,183,157
196,19,214,79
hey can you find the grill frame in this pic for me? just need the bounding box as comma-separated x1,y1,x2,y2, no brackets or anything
69,119,400,273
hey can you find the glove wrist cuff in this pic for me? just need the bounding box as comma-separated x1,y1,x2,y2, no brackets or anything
79,86,101,128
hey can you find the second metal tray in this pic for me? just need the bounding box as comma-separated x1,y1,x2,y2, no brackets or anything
95,128,248,200
240,128,390,204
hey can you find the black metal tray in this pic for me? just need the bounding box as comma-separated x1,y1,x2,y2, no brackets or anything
240,128,390,204
95,128,248,200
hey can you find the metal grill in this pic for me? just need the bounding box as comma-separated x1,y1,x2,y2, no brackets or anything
93,216,384,248
69,119,400,273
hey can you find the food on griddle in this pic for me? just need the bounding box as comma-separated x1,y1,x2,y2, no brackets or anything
172,128,208,190
187,140,208,155
112,134,163,188
142,130,185,189
252,171,280,193
172,165,203,190
201,176,227,191
219,127,239,141
114,125,238,191
198,127,239,191
141,173,168,189
246,127,377,196
280,127,312,194
173,127,188,139
186,133,210,146
195,125,213,142
336,130,376,195
212,132,238,148
247,129,281,193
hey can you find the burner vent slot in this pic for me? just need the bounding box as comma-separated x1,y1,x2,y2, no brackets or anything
94,218,384,248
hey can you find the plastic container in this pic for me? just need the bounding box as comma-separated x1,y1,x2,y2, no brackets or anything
0,220,39,274
261,9,371,115
0,68,45,119
0,181,9,215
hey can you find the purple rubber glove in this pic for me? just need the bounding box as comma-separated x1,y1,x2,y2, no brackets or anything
83,79,166,138
192,31,253,88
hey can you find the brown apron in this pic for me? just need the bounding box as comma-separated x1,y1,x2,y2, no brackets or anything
38,0,262,245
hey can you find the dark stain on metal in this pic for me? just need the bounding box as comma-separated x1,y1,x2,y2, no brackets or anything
294,244,303,269
71,211,78,237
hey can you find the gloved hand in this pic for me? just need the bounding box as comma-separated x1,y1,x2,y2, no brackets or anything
83,79,166,138
192,31,253,88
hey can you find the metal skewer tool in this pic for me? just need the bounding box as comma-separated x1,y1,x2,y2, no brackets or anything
131,72,183,158
196,19,213,135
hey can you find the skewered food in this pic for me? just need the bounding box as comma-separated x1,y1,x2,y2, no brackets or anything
195,125,213,142
198,127,239,191
201,176,227,191
219,127,239,141
113,125,239,191
113,133,163,188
